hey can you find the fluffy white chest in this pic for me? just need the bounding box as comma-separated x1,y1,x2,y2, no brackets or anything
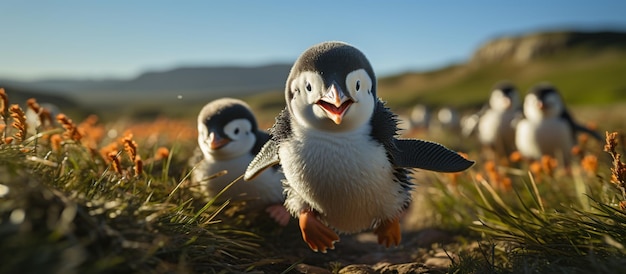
478,109,516,145
515,118,573,160
279,126,407,233
196,154,283,206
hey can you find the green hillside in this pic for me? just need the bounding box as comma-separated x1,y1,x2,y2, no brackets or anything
377,31,626,109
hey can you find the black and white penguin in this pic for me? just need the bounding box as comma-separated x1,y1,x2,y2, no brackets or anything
244,42,474,252
190,98,289,226
463,82,521,157
514,83,602,162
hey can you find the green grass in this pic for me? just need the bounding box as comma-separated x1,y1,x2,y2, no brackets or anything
2,78,626,273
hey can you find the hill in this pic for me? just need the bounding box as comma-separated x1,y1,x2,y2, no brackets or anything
0,64,291,107
377,30,626,109
2,30,626,119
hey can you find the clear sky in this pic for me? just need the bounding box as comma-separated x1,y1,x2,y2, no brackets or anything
1,1,625,81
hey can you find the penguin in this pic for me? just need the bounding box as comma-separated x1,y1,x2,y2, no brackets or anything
189,98,289,226
244,42,474,252
463,82,521,158
514,83,602,162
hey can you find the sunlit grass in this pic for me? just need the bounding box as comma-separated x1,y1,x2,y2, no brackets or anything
2,86,626,273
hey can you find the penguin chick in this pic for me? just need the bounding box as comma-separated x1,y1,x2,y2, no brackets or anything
244,42,474,252
190,98,289,226
465,82,521,158
515,83,602,163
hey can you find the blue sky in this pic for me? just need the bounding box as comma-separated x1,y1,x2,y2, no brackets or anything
1,1,625,81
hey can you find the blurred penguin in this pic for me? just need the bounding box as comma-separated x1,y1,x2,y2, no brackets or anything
409,104,431,131
463,82,521,158
515,83,602,163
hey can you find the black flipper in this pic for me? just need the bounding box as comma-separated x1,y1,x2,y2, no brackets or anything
561,109,603,142
572,123,603,141
244,139,280,181
393,139,474,172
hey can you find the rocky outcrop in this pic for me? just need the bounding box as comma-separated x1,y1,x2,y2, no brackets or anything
471,31,626,64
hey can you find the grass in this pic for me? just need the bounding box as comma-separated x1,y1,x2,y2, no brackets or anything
3,85,626,273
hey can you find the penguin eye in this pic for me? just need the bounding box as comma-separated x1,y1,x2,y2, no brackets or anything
234,128,240,135
305,82,312,92
355,80,361,91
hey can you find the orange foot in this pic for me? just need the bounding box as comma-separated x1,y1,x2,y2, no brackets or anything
373,217,401,247
265,204,290,226
299,210,339,253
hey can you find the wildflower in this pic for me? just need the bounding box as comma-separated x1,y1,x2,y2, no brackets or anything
154,147,170,161
134,156,143,177
77,114,104,150
604,132,626,186
57,113,82,141
9,104,27,142
100,142,120,163
0,88,8,117
581,155,599,176
509,151,522,163
108,151,122,175
123,133,138,162
540,155,558,176
50,134,63,152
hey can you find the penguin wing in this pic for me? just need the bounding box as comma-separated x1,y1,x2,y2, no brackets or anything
244,139,280,181
392,139,475,172
561,109,603,141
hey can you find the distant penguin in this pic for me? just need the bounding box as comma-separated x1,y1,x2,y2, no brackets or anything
409,104,431,130
244,41,474,252
515,83,601,162
464,82,521,157
189,98,289,226
437,107,460,131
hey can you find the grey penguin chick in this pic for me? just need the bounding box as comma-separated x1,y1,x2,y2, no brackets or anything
190,98,289,226
244,42,474,252
515,83,602,163
464,82,521,157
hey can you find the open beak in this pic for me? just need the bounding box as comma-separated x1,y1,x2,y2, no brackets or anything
208,131,230,150
316,83,353,124
537,101,545,111
503,98,511,109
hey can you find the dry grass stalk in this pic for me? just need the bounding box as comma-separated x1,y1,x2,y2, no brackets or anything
56,113,82,141
604,131,626,204
9,104,27,143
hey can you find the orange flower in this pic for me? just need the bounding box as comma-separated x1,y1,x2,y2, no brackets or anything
540,155,558,176
57,113,82,141
581,155,598,176
509,151,522,163
154,147,170,161
133,156,143,177
9,104,27,142
0,88,8,116
108,151,122,175
50,134,63,152
123,134,138,162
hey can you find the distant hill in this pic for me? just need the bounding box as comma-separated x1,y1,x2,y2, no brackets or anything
2,30,626,119
0,64,292,107
377,30,626,109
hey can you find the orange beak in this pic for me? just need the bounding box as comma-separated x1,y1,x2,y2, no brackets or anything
316,83,353,125
209,132,230,150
